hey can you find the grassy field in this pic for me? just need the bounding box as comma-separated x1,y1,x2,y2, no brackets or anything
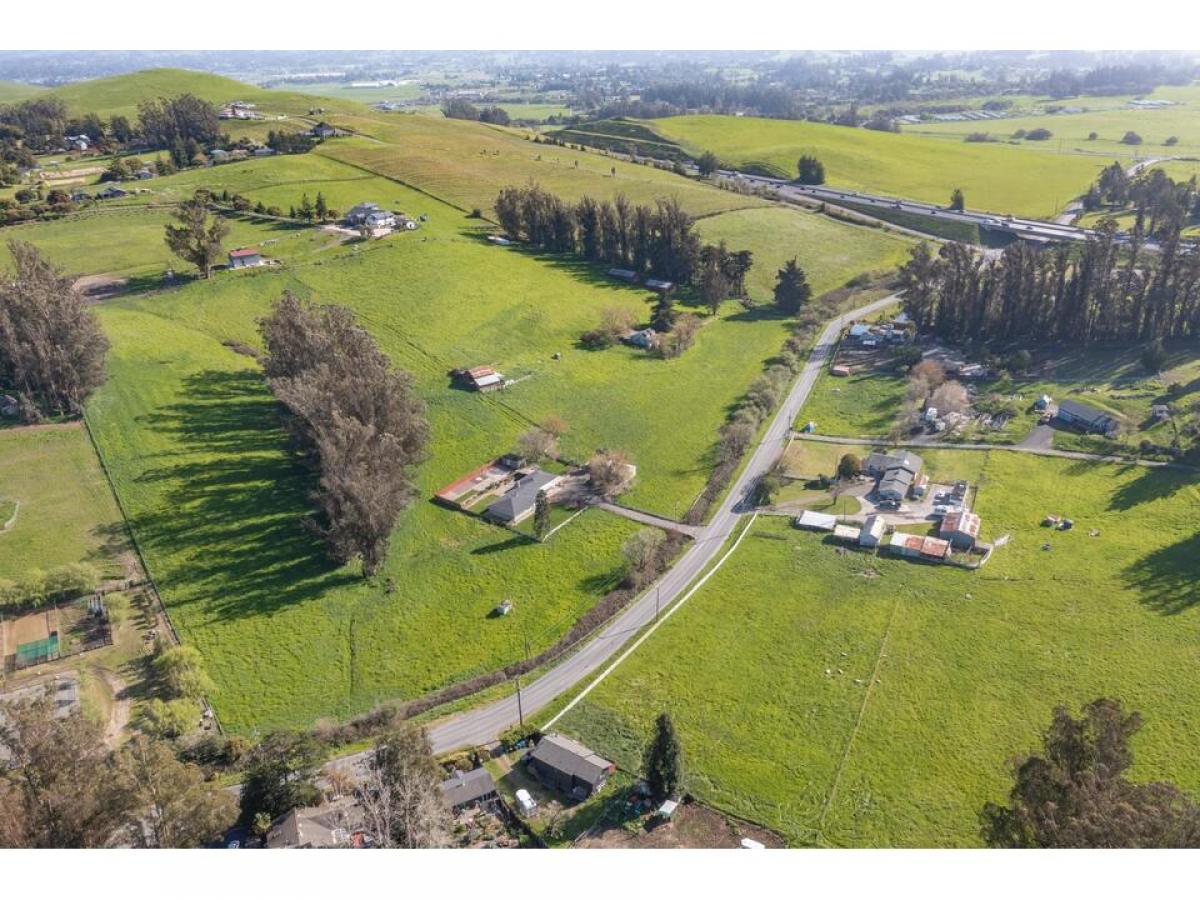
557,449,1200,846
693,206,912,303
798,341,1200,454
0,425,129,582
908,84,1200,163
0,81,925,732
282,82,426,104
0,80,47,103
314,116,765,219
65,155,906,732
645,115,1114,218
45,69,363,120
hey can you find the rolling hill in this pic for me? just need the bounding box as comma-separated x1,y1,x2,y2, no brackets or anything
645,114,1114,218
43,68,365,119
0,80,47,103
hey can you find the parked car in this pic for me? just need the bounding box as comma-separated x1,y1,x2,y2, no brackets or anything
515,788,537,815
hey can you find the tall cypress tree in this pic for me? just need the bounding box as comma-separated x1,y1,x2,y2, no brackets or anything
533,490,551,541
643,712,683,802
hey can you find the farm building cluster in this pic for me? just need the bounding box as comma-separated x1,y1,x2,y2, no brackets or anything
345,201,421,234
794,449,986,565
435,455,564,525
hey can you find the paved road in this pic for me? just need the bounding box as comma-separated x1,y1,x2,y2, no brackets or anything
792,432,1194,471
594,502,702,538
718,168,1183,253
413,293,904,754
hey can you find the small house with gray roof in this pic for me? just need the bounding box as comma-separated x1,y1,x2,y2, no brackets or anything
482,468,562,525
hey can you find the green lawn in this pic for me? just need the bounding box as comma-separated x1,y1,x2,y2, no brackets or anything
558,450,1200,846
0,425,129,583
646,114,1114,219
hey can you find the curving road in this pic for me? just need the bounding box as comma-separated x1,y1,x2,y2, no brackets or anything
418,292,904,754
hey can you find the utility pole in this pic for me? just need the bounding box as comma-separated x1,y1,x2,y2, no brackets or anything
514,675,524,727
655,584,661,622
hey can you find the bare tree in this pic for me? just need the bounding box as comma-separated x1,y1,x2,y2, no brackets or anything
588,449,633,499
163,196,229,278
355,726,450,849
0,241,108,420
622,528,666,588
517,425,558,462
930,380,970,416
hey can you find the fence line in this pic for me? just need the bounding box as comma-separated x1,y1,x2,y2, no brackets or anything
80,412,224,735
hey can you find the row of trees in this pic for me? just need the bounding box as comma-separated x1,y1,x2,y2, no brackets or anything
494,183,720,285
0,241,108,421
898,222,1200,345
259,293,430,576
0,562,101,609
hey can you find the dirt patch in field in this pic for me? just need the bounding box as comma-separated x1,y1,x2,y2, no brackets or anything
93,668,130,747
574,801,784,849
73,274,129,301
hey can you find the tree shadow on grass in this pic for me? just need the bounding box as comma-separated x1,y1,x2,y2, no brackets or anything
1124,532,1200,615
1106,465,1196,512
128,368,358,622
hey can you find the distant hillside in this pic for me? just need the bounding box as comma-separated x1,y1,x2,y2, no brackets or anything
550,118,690,162
0,80,47,104
45,68,365,119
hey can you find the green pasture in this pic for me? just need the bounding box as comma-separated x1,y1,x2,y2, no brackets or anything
646,114,1114,218
314,116,765,219
908,85,1200,162
69,161,906,731
558,450,1200,846
0,80,47,103
44,68,364,120
0,425,128,582
693,206,912,304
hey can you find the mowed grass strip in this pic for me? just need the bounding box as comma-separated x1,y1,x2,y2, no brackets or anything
0,425,129,582
647,114,1112,218
558,450,1200,846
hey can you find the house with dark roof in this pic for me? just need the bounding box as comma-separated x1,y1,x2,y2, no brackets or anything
483,468,562,525
1055,399,1119,436
865,450,924,502
527,733,614,800
310,122,341,138
439,768,498,813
